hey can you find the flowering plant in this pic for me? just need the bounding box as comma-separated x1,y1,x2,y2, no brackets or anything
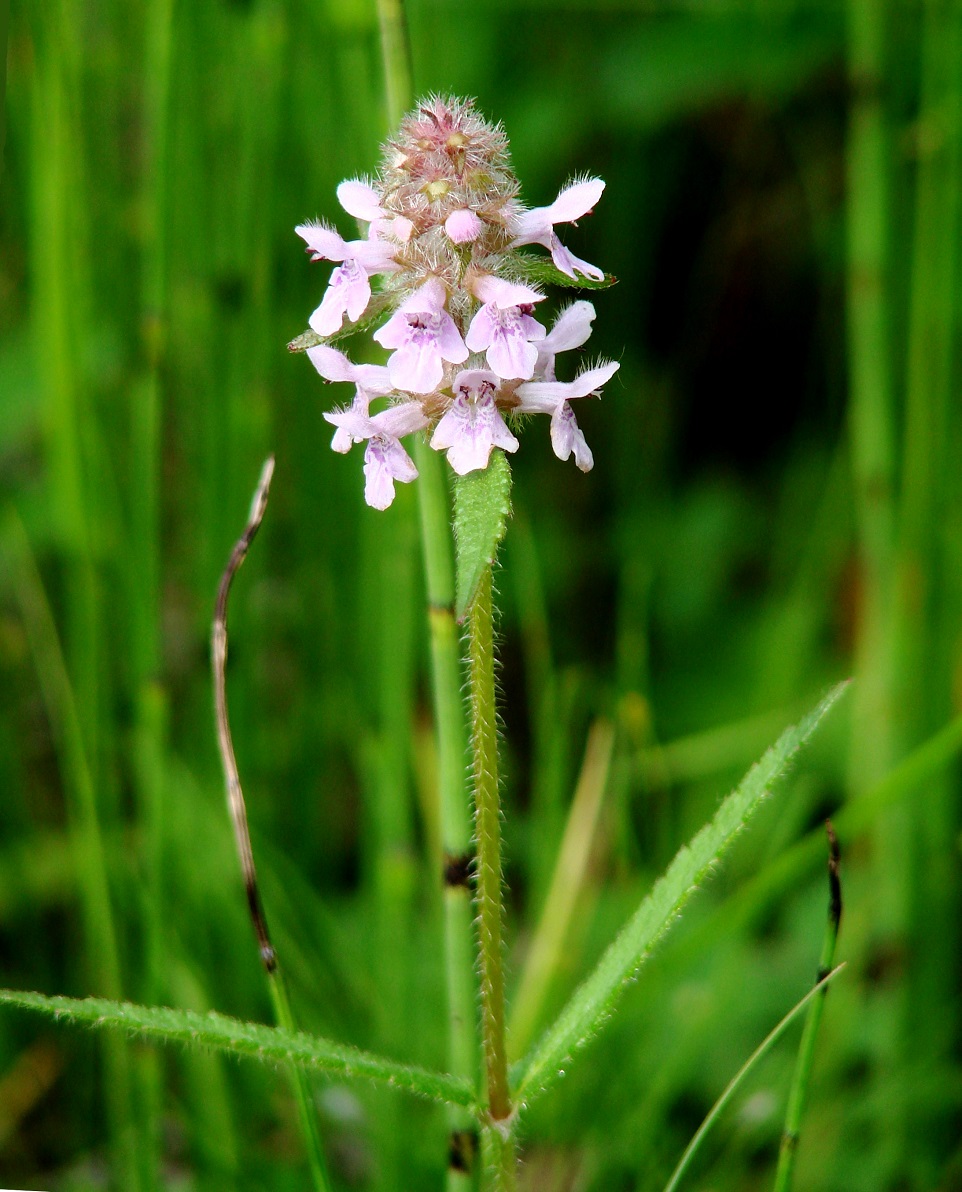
292,96,619,509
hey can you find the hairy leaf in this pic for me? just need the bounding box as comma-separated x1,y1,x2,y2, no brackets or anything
0,990,476,1109
453,448,512,621
511,253,617,292
512,683,848,1106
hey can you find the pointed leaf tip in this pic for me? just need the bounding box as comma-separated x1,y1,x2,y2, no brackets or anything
453,449,513,621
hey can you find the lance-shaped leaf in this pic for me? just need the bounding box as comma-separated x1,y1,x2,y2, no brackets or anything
453,448,512,621
0,990,476,1109
512,682,848,1107
511,252,617,292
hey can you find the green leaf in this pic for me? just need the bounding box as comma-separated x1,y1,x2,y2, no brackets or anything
453,449,512,622
511,682,848,1107
0,990,476,1110
511,252,617,292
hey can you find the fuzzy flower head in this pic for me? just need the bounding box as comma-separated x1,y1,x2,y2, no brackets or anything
294,96,619,509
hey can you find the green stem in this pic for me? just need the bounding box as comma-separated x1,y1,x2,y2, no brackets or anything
468,568,511,1131
269,971,334,1192
773,825,842,1192
893,0,962,1160
372,4,481,1182
0,0,8,184
414,437,478,1185
482,1124,518,1192
845,0,897,798
376,0,413,129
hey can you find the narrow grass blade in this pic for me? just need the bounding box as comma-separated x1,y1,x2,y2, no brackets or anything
773,824,843,1192
0,990,476,1110
510,720,615,1057
512,683,847,1106
661,965,846,1192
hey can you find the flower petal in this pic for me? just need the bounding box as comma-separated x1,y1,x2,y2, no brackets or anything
472,274,544,308
549,235,604,281
296,222,350,262
387,341,445,394
373,401,429,439
547,178,605,224
544,302,596,353
431,393,518,475
308,261,372,335
307,343,357,383
485,324,540,381
324,399,374,453
337,180,384,222
363,436,419,509
517,360,620,406
550,402,594,471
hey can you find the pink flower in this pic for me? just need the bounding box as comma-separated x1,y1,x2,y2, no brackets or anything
338,179,413,243
373,278,468,394
509,178,605,281
445,209,483,244
534,301,596,381
296,222,398,337
323,400,428,510
430,370,519,475
307,344,394,451
515,361,619,472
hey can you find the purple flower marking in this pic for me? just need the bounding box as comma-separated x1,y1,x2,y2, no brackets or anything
296,221,398,336
307,344,394,452
534,301,596,381
430,369,519,475
466,302,546,381
323,399,428,510
514,360,620,472
373,277,468,394
509,178,606,281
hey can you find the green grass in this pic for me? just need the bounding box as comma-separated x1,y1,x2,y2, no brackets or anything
2,1,962,1189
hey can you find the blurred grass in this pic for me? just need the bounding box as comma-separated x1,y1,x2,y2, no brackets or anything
1,0,962,1189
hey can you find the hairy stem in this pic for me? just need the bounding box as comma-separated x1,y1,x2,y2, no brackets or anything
468,567,511,1129
373,4,481,1182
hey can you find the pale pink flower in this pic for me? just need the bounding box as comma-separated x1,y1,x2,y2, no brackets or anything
515,361,620,471
509,178,605,280
430,370,519,475
534,301,596,381
373,278,468,394
307,344,394,452
337,178,414,243
323,400,428,510
296,222,398,336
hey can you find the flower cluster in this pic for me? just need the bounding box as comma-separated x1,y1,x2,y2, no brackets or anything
295,96,619,510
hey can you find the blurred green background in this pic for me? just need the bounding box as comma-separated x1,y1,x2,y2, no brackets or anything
2,0,962,1188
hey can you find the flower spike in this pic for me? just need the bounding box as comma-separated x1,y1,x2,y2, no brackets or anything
295,97,616,508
